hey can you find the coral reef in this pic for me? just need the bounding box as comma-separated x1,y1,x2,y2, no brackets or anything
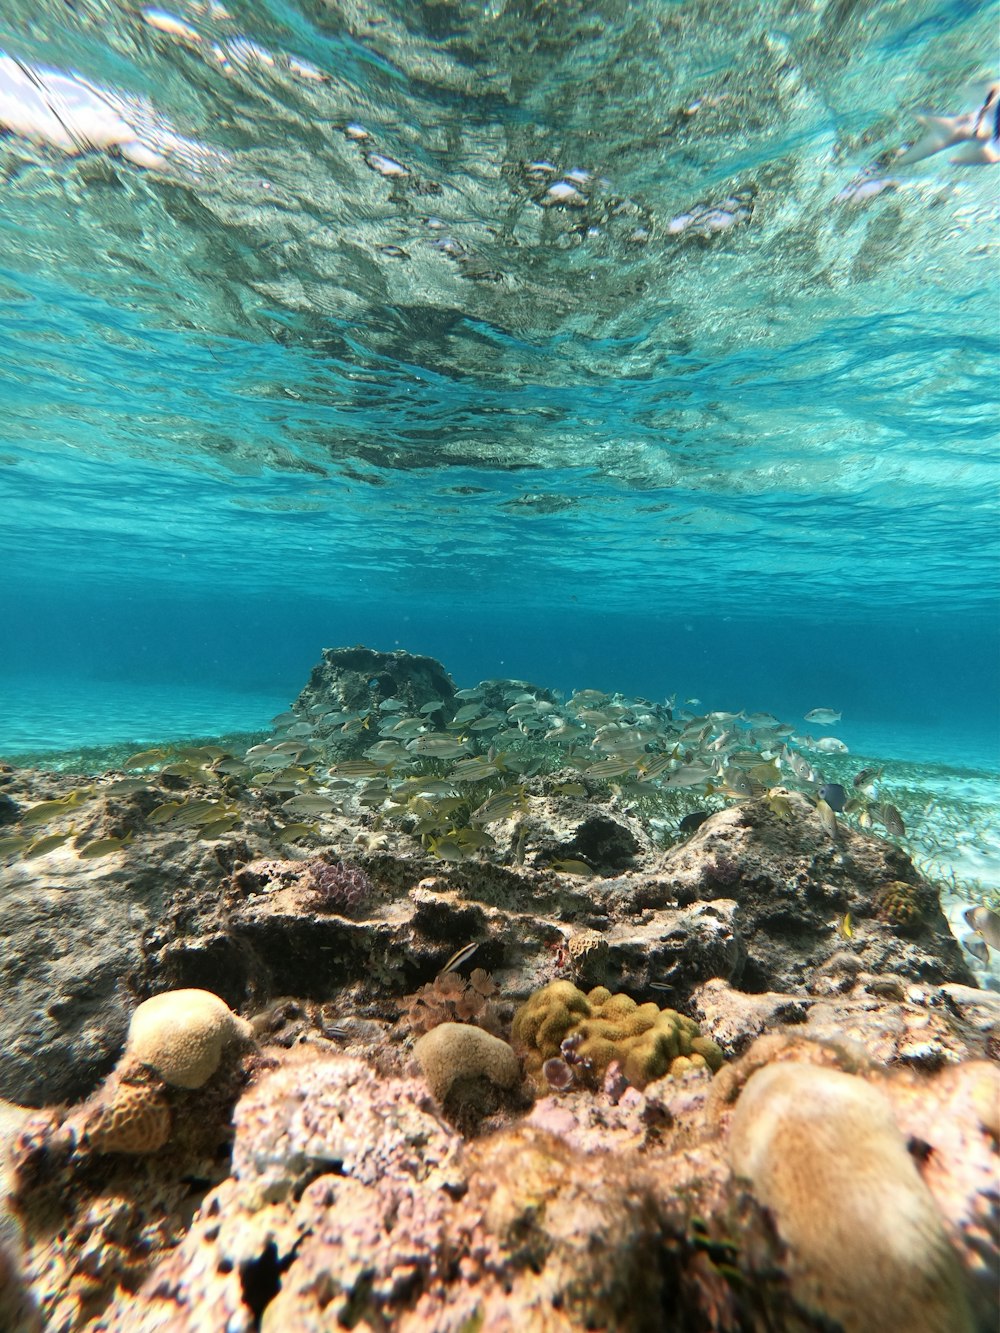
0,651,994,1330
512,980,724,1089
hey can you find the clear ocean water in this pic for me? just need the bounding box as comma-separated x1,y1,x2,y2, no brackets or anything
0,4,997,838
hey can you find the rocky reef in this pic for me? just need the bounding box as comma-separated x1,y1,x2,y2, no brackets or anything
0,647,996,1331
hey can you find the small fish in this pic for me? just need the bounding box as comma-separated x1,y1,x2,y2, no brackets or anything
24,831,75,859
818,783,847,813
815,797,838,839
76,834,134,858
663,763,714,787
783,747,818,784
878,803,906,837
722,767,753,798
448,758,498,783
379,697,406,712
549,859,596,877
471,788,526,824
20,791,91,826
428,836,469,862
679,810,710,834
763,790,793,821
452,703,485,724
332,760,387,779
585,757,636,779
199,815,241,838
165,800,227,827
814,737,849,754
123,749,167,768
836,912,854,940
406,736,469,759
438,942,480,975
454,687,485,700
961,933,990,964
453,827,495,851
857,808,873,829
552,781,588,797
852,766,882,791
964,905,1000,952
142,8,203,42
281,794,340,816
468,714,504,732
636,754,673,780
146,801,184,825
804,708,842,726
106,777,154,794
897,84,1000,166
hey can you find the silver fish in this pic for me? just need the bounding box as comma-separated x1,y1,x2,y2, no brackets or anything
964,905,1000,952
960,932,990,964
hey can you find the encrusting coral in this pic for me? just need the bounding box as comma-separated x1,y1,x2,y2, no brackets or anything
728,1060,974,1333
125,988,252,1090
413,1021,521,1105
512,980,724,1089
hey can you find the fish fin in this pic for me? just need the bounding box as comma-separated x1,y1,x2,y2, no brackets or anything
950,140,1000,164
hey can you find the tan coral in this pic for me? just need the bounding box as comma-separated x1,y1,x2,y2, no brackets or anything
126,989,252,1090
729,1060,973,1333
413,1022,520,1104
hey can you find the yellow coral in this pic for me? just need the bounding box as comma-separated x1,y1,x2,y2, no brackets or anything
876,880,930,931
126,989,252,1090
511,980,724,1089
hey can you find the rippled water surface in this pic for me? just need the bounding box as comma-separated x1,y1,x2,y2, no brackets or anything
0,0,997,770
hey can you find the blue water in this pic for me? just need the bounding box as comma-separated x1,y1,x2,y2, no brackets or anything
0,0,998,774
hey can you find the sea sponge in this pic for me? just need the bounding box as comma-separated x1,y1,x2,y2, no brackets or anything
413,1022,520,1104
729,1061,973,1333
511,981,723,1090
126,989,252,1090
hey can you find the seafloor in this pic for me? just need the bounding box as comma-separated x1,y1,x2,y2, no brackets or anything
0,647,997,1332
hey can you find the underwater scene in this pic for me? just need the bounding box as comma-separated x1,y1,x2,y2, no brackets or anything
1,0,999,1329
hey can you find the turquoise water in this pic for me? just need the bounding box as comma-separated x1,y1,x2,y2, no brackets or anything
0,0,998,778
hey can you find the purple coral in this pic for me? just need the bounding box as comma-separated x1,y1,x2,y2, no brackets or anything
307,859,373,913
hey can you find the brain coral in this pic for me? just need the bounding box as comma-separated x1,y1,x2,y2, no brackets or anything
876,879,932,931
511,980,723,1089
413,1022,520,1105
83,1077,172,1154
126,989,252,1090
